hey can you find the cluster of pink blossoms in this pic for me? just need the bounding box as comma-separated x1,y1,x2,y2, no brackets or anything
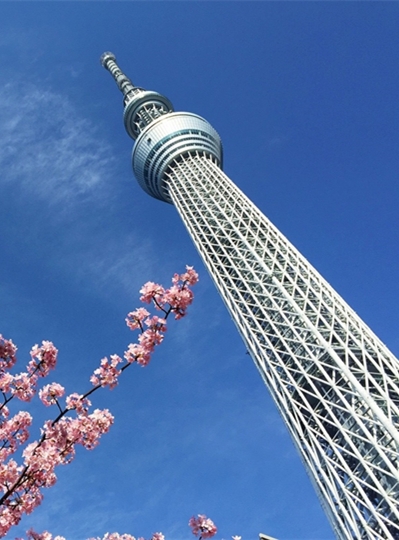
0,336,17,370
21,514,243,540
0,338,114,537
89,533,164,540
39,383,65,406
90,355,122,388
139,266,198,320
22,529,165,540
189,514,218,539
0,267,198,539
21,529,66,540
0,339,58,403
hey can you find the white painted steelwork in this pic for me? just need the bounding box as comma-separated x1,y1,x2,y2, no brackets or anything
102,53,399,540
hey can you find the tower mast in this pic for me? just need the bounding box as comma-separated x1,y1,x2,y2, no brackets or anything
101,52,399,540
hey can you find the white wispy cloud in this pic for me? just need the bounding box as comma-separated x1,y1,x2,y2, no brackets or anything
0,79,162,303
0,81,116,207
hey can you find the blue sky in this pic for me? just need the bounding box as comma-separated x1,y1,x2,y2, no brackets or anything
0,2,398,540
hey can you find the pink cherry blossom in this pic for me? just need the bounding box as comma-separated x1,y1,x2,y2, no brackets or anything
28,341,58,378
162,286,194,319
65,393,91,414
0,372,14,393
139,282,165,305
74,409,114,450
0,410,32,460
11,373,37,402
90,355,122,389
25,529,66,540
126,307,150,331
0,404,9,419
172,265,199,286
39,383,65,406
87,534,138,540
124,343,151,366
183,266,199,285
144,316,167,331
23,437,64,479
189,515,218,539
0,335,17,370
138,329,164,350
0,507,18,536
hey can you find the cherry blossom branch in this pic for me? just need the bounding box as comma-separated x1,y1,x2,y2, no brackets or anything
0,267,199,538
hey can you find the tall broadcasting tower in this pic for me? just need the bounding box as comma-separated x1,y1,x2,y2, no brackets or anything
101,52,399,540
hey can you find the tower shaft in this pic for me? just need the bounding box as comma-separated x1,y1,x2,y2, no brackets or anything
164,151,399,539
101,53,399,540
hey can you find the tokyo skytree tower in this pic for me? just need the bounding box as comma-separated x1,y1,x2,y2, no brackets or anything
101,52,399,540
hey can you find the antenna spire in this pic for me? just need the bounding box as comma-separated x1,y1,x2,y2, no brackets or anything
100,52,138,105
100,51,174,140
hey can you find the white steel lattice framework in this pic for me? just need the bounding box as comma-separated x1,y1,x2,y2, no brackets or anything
101,53,399,540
